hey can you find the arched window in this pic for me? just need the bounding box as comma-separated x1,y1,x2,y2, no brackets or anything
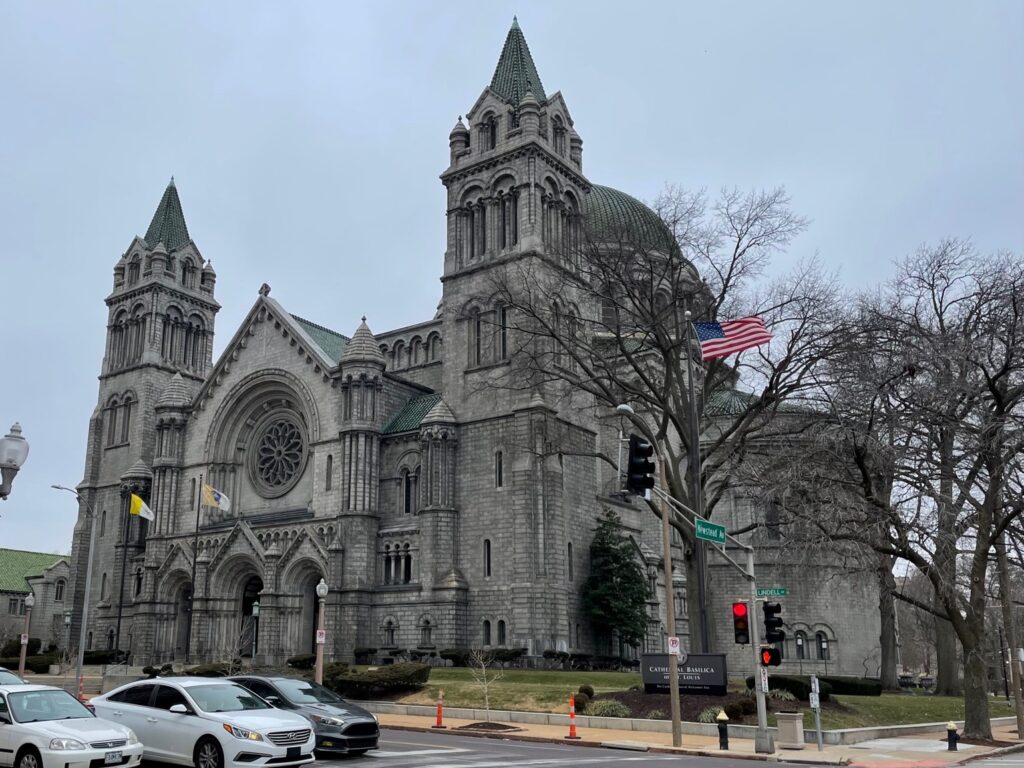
468,310,483,367
100,573,108,600
383,545,392,585
483,539,492,578
575,623,581,648
134,568,143,598
795,631,806,660
816,632,830,660
105,397,119,445
127,256,140,284
494,451,503,488
55,579,66,602
567,542,574,581
383,620,396,647
402,543,412,584
497,620,507,646
402,468,418,515
120,394,133,444
392,341,405,370
87,632,93,650
100,510,107,537
482,620,492,646
552,115,566,155
498,306,509,360
420,619,433,647
181,259,196,289
106,629,115,650
486,114,498,150
325,455,333,491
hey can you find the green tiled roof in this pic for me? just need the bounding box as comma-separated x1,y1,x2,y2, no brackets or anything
291,315,349,363
705,389,759,417
383,393,443,434
0,549,67,594
490,17,546,105
586,184,676,253
144,178,191,251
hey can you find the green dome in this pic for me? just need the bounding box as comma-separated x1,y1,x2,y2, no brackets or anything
585,184,675,252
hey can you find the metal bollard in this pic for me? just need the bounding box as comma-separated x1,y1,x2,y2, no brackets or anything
946,722,959,751
717,709,729,750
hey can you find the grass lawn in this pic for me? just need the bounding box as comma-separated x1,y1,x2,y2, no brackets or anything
814,692,1014,730
396,668,641,713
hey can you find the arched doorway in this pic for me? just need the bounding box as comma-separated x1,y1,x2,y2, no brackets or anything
174,583,192,659
298,573,324,654
239,575,264,657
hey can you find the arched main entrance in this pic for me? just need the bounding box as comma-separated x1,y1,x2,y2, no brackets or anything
239,575,264,657
174,583,192,659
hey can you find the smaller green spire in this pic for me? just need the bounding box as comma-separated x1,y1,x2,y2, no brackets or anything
490,18,546,105
144,177,190,251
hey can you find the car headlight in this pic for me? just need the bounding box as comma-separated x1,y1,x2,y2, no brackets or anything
49,738,87,750
309,714,345,727
222,723,264,742
127,730,139,745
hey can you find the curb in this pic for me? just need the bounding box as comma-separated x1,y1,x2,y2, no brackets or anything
380,723,844,764
956,741,1024,765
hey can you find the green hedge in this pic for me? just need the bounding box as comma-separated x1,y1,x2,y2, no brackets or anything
439,648,472,667
184,662,237,677
286,654,316,670
0,638,42,657
744,674,831,702
323,662,430,699
819,675,882,696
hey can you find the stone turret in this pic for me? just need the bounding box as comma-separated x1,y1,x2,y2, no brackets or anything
449,117,470,163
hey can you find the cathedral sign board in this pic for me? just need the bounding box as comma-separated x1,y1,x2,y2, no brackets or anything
642,653,728,695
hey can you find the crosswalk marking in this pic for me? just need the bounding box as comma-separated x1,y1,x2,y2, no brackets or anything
367,758,667,767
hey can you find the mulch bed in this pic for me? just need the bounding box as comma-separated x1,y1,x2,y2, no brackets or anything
456,722,523,732
593,690,845,724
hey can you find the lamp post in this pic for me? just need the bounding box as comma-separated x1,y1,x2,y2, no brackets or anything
17,593,35,676
314,578,329,685
251,601,260,661
63,611,72,663
615,403,682,748
52,484,97,700
0,423,30,500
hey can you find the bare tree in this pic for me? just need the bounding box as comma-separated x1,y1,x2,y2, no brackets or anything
760,241,1024,738
468,648,504,721
478,185,839,647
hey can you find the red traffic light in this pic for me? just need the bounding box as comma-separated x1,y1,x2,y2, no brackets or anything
760,647,782,667
732,602,748,618
732,602,750,645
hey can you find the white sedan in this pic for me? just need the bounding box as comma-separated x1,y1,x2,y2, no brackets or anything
0,684,143,768
90,678,314,768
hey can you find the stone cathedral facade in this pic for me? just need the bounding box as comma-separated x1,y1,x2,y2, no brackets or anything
67,20,880,673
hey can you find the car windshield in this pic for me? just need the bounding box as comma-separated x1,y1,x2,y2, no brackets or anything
188,684,271,713
9,690,93,723
274,679,344,705
0,670,24,685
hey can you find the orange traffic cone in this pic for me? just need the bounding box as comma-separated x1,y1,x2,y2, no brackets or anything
431,688,447,729
565,693,581,740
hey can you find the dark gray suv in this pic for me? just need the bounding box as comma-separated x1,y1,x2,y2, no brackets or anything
229,676,379,756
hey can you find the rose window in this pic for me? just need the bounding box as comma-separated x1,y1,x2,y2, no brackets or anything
250,416,306,497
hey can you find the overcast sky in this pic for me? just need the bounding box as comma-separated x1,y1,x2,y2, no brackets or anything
1,1,1021,554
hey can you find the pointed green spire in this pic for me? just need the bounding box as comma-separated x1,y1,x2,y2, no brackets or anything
490,17,546,105
144,177,190,251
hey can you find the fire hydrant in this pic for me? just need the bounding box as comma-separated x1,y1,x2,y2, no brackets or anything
946,722,959,751
717,709,730,750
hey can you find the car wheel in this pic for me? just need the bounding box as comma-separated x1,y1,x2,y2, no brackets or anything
16,747,41,768
194,737,224,768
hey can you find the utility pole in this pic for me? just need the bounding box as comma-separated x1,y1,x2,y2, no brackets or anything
996,534,1024,734
658,461,683,747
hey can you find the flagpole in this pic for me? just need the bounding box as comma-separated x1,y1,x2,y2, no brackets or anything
184,473,202,663
113,486,132,661
684,309,710,654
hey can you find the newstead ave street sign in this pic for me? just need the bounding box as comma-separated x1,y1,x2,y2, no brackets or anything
695,518,726,546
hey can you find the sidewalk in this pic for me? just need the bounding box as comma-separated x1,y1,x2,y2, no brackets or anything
376,712,1024,767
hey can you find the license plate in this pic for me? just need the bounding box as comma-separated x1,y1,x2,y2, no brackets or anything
104,751,122,765
286,747,299,759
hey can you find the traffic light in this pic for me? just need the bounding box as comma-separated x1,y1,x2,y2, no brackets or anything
732,602,750,645
760,647,782,667
763,602,785,644
625,434,656,495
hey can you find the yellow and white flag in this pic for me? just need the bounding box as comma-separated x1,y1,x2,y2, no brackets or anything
202,484,232,513
129,493,155,521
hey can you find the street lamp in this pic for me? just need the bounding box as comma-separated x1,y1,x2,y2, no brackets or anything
314,578,329,685
615,403,682,748
63,611,72,664
251,601,260,661
52,484,97,700
18,593,35,676
0,423,30,500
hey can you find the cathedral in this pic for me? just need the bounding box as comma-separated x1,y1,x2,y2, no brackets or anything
67,20,880,674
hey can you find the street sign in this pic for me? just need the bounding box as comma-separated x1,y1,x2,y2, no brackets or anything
759,667,769,693
668,636,682,659
756,587,789,598
695,518,726,546
315,629,326,645
811,675,820,694
809,691,820,710
19,634,27,646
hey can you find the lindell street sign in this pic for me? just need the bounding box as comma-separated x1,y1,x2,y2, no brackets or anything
756,587,789,597
695,518,726,546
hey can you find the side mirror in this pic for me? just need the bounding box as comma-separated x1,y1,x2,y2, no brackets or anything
169,704,189,714
265,695,280,705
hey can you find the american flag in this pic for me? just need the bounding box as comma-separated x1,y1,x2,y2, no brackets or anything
693,316,773,360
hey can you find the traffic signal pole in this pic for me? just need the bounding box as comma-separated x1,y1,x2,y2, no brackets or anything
657,461,683,748
651,485,774,754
